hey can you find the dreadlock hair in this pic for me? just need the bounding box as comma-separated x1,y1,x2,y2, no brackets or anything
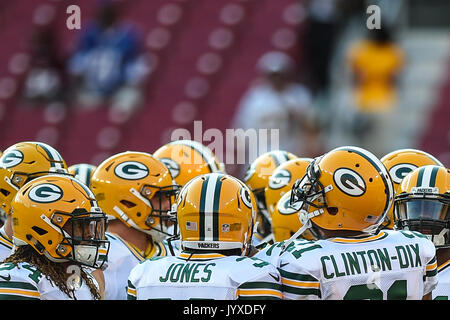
2,245,101,300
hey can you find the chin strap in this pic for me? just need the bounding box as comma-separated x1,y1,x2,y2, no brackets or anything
281,218,312,252
282,207,325,251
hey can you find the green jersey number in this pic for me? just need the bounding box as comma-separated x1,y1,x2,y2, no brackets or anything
344,280,407,300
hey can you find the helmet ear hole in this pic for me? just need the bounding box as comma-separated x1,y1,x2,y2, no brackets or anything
120,200,136,208
327,207,338,216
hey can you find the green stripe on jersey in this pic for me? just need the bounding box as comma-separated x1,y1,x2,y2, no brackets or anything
0,281,38,291
0,294,39,300
279,269,318,282
282,285,321,298
238,281,281,291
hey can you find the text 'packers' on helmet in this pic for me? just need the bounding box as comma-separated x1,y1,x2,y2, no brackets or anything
153,140,225,187
0,141,68,218
11,175,109,268
175,173,256,255
395,165,450,248
272,190,317,242
90,151,180,242
290,146,394,237
380,148,443,229
68,163,97,190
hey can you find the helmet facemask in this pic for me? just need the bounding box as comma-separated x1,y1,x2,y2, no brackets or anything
290,161,331,227
53,209,110,268
143,184,180,242
395,191,450,248
117,183,180,242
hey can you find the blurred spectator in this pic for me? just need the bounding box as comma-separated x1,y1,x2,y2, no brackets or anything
347,26,405,156
18,26,67,106
68,1,149,116
231,51,321,177
302,0,343,97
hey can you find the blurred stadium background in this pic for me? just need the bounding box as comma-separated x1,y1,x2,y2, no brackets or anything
0,0,448,178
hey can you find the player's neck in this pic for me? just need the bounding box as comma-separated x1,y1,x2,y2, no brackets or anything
107,220,150,253
3,216,13,240
316,226,370,240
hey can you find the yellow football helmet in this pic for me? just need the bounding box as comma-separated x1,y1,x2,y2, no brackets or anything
265,157,313,217
272,190,317,242
175,173,256,255
90,151,180,242
395,165,449,248
11,175,109,268
68,163,97,190
244,150,297,239
153,140,225,186
380,148,443,229
0,141,68,217
290,146,394,237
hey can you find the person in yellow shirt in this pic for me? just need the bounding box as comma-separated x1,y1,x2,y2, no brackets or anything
349,27,404,111
347,27,405,157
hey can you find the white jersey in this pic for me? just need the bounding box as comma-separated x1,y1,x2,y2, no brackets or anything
103,232,174,300
127,251,282,300
0,227,12,262
433,259,450,300
256,230,438,300
0,262,99,300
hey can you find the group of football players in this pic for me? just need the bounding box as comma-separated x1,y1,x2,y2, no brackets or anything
0,140,447,300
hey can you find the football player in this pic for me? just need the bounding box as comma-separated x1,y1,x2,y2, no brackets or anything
153,139,225,186
394,165,449,300
90,151,180,299
154,139,226,254
259,146,437,299
244,150,297,245
265,157,313,226
380,148,444,229
127,173,282,300
0,141,69,261
0,175,109,300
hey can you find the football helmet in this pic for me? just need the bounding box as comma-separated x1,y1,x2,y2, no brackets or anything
0,141,68,218
244,150,297,237
153,140,225,186
90,151,180,242
11,175,109,268
380,148,443,229
272,190,317,242
395,165,449,248
68,163,97,190
265,157,313,217
175,173,256,255
289,146,394,238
